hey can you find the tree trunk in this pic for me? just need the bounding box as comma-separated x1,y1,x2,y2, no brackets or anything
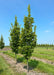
15,53,17,64
27,59,29,73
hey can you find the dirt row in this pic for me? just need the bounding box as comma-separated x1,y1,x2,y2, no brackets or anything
0,53,47,75
1,47,54,65
31,57,54,65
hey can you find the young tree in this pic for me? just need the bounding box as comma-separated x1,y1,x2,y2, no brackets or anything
9,16,20,62
0,35,5,49
20,5,37,72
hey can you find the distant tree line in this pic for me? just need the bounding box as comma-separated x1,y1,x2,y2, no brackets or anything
36,44,54,47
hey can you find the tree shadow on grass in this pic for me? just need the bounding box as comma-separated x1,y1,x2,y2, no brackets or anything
17,57,25,63
17,57,39,71
0,69,3,74
24,59,39,71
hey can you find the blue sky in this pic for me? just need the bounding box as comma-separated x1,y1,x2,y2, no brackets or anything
0,0,54,46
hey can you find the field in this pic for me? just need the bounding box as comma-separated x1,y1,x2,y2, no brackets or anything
32,47,54,62
0,55,14,75
0,55,26,75
0,46,54,75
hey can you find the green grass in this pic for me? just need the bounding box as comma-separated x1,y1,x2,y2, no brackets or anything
34,47,54,56
32,47,54,62
2,46,54,62
3,50,54,74
0,55,26,75
0,51,3,53
0,55,14,75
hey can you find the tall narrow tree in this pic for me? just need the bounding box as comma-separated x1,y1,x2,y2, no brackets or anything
9,16,20,62
20,5,37,72
0,35,5,49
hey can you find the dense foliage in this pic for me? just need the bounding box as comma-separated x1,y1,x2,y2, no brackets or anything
20,5,37,60
9,16,20,55
20,5,37,72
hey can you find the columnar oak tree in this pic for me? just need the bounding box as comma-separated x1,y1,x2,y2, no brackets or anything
20,5,37,72
9,16,20,62
0,35,5,49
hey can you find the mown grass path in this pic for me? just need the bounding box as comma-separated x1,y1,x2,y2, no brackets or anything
0,56,14,75
31,57,54,65
0,53,39,75
32,47,54,62
0,52,54,75
0,53,26,73
0,47,54,75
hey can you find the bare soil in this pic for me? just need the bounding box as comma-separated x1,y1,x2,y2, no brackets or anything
0,47,54,65
0,47,11,51
31,57,54,65
1,47,54,65
0,53,47,75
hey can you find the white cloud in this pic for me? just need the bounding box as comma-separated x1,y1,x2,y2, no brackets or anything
52,21,54,23
45,30,50,32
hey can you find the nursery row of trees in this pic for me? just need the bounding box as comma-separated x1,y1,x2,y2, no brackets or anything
36,44,54,47
9,5,37,72
0,35,5,49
